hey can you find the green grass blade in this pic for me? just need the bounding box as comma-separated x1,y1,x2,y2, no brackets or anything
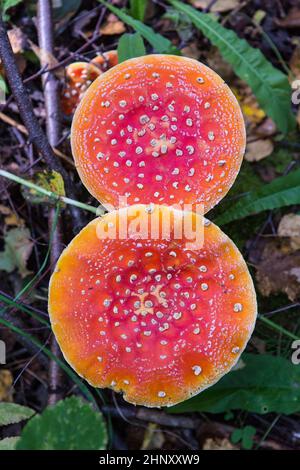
0,315,95,403
0,293,50,327
168,0,295,134
128,0,148,22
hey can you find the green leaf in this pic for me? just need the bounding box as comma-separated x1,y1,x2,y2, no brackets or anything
99,0,180,55
231,428,242,444
168,0,296,134
118,32,146,62
1,0,22,16
0,403,35,426
17,397,107,450
242,426,256,450
231,426,256,450
0,227,34,277
214,168,300,225
22,170,65,206
128,0,148,22
0,437,19,450
168,354,300,415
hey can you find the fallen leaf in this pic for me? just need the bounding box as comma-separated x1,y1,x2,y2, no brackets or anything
0,204,24,226
232,82,266,125
245,139,274,162
278,214,300,251
7,27,25,54
190,0,239,13
255,118,277,137
276,8,300,29
289,45,300,80
22,171,65,206
0,370,13,402
0,227,33,278
242,103,266,124
203,437,238,450
28,40,59,70
251,238,300,301
100,14,126,35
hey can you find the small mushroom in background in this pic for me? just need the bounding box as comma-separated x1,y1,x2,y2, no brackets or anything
71,54,246,213
61,62,101,116
48,205,257,407
91,50,118,71
61,51,118,116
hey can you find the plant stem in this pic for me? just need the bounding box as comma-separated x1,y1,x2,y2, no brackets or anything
0,169,98,215
258,315,300,341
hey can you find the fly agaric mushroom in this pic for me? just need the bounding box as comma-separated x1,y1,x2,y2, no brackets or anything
91,50,118,71
61,52,118,116
71,55,246,213
61,62,101,116
49,204,257,407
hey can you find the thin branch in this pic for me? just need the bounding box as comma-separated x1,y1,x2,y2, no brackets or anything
37,0,64,406
0,111,75,167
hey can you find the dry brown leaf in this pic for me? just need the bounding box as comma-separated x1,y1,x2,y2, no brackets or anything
253,238,300,301
289,45,300,80
276,8,300,28
8,27,25,54
190,0,239,13
0,204,24,227
100,14,126,35
297,106,300,130
278,214,300,251
232,82,266,126
203,437,238,450
28,39,59,69
255,118,277,137
0,370,13,402
245,139,274,162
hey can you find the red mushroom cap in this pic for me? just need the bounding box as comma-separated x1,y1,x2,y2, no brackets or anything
61,62,101,116
49,205,257,407
71,55,246,213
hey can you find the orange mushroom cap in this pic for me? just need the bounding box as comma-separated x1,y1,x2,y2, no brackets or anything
49,205,257,407
71,55,246,213
61,62,101,116
91,50,118,71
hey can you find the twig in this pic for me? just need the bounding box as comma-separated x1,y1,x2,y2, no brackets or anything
102,405,199,429
48,208,64,405
0,111,75,167
37,0,64,406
